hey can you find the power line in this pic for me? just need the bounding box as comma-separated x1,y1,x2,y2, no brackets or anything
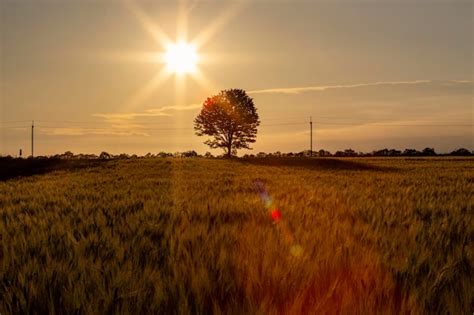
0,120,32,124
0,126,29,129
2,117,471,157
36,126,194,131
1,120,472,131
35,122,474,129
262,115,472,122
38,118,474,124
4,116,471,125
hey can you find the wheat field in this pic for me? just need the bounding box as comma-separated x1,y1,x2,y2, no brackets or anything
1,157,472,314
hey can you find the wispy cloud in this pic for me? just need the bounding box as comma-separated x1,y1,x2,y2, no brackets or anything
248,80,471,95
93,104,201,123
155,104,202,112
37,104,202,137
39,127,150,137
40,104,203,136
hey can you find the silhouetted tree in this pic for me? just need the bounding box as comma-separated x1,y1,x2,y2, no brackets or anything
62,151,74,159
158,152,172,158
182,150,198,157
388,149,402,156
194,89,260,158
318,149,332,157
373,148,390,156
99,151,112,159
402,149,421,156
344,149,357,156
421,147,436,156
451,148,471,156
302,150,313,157
335,149,357,157
373,148,401,156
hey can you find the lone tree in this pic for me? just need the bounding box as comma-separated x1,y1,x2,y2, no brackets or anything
194,89,260,158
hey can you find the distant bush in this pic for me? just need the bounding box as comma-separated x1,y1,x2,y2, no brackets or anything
99,151,112,160
422,147,436,156
2,146,472,160
182,150,199,158
373,149,401,156
402,149,422,156
450,148,472,156
157,152,173,158
318,149,332,157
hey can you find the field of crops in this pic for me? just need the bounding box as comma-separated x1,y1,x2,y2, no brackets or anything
1,157,472,314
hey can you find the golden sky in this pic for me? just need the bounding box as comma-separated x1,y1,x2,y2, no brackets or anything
1,0,472,156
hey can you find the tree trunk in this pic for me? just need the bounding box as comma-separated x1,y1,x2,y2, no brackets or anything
226,134,233,158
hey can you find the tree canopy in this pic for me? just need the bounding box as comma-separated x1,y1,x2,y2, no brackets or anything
194,89,260,157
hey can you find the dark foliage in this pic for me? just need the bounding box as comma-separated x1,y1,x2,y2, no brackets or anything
450,148,472,156
238,157,393,171
0,157,107,181
194,89,260,158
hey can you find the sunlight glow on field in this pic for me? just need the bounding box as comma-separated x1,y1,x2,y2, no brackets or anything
254,180,303,258
2,158,472,313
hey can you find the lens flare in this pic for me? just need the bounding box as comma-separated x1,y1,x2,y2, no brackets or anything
290,244,303,257
263,194,273,209
271,209,282,222
254,180,303,258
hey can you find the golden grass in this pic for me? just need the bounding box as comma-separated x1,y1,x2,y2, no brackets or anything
1,157,472,314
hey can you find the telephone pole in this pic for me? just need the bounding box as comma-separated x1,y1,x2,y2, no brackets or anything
31,120,34,158
310,116,313,157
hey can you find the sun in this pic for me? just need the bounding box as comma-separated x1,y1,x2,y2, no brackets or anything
164,42,199,75
118,0,244,108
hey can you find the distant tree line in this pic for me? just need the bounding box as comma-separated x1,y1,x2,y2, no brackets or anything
1,147,472,161
243,147,472,158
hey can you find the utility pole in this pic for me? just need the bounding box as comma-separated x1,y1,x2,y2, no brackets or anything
310,116,313,157
31,120,34,158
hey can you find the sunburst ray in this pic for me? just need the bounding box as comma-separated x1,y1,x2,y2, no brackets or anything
122,0,171,47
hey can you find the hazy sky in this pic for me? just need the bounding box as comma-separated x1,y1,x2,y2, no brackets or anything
1,0,472,156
